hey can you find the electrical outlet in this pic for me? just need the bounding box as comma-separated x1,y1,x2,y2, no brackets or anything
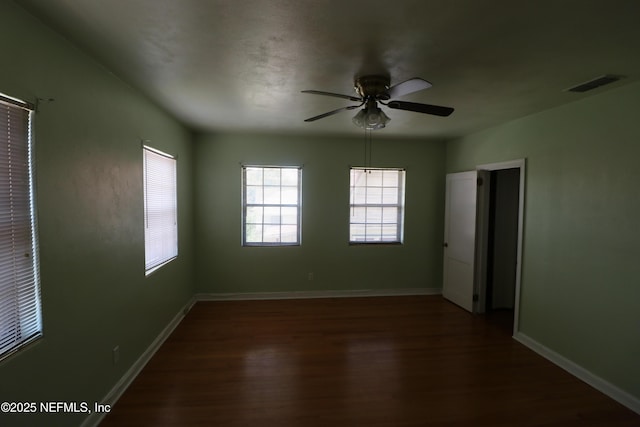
113,345,120,365
308,272,314,281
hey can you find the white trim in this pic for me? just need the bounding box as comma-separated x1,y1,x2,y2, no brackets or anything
144,256,177,277
142,144,175,159
514,332,640,415
80,297,196,427
476,158,526,336
477,159,525,171
196,288,442,301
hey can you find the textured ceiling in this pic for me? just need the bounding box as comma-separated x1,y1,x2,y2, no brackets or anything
16,0,640,138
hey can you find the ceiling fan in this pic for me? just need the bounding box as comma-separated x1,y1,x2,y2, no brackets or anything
302,75,454,130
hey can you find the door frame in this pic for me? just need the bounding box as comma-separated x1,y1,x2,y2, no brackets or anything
476,159,526,335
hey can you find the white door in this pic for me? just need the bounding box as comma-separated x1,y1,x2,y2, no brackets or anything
442,171,479,312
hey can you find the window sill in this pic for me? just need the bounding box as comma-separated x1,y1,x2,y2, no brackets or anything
145,256,177,277
348,241,403,246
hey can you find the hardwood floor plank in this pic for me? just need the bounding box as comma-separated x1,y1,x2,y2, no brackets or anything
100,296,639,426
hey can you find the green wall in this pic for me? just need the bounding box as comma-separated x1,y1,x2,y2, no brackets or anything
446,81,640,400
3,0,638,423
0,2,194,426
194,132,446,294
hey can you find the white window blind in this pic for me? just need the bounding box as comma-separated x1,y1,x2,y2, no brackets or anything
349,167,406,243
242,166,301,246
0,93,42,361
143,146,177,274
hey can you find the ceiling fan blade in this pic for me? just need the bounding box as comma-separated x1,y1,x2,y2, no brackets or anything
301,90,362,102
304,104,362,122
387,100,454,117
386,78,432,99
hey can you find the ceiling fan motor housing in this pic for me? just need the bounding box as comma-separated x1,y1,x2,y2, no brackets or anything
302,75,453,124
355,75,391,100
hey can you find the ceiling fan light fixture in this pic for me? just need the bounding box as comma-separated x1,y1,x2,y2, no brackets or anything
303,75,451,127
352,104,390,130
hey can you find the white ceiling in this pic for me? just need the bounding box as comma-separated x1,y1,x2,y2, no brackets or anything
16,0,640,139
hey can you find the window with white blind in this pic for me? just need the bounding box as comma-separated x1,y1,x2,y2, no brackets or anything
0,93,42,361
143,146,178,275
242,166,301,246
349,167,406,243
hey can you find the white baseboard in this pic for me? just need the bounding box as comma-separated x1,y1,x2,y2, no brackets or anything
80,297,196,427
514,331,640,415
195,287,442,301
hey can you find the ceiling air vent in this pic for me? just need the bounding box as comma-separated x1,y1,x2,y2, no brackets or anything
566,74,624,93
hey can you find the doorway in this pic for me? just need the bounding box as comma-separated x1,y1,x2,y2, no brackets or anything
484,168,520,333
442,159,525,335
476,160,525,336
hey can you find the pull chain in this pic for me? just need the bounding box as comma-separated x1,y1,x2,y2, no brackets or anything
363,128,373,171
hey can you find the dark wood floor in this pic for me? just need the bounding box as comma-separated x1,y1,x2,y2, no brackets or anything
100,296,639,426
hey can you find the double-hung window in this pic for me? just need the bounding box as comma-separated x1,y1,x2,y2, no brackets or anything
242,166,301,246
143,146,178,275
0,93,42,361
349,167,406,243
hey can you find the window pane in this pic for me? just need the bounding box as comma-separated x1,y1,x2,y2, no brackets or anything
263,207,281,224
242,166,301,246
366,207,382,223
366,224,382,240
382,207,398,224
0,96,42,360
350,224,366,242
367,170,383,186
246,206,263,224
281,186,298,204
351,186,366,204
281,207,298,224
350,207,366,224
246,224,263,242
264,186,280,204
263,168,280,186
381,225,398,241
281,168,298,186
246,168,263,185
246,186,263,204
144,146,178,273
348,168,405,244
365,187,382,204
382,187,398,204
351,169,367,187
382,170,399,187
263,225,281,242
281,225,298,242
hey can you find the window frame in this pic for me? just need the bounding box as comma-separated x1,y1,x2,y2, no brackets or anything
0,92,42,362
348,167,406,244
143,145,178,275
241,165,302,247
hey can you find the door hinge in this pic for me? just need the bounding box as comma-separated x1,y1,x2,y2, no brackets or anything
477,177,484,186
473,294,479,302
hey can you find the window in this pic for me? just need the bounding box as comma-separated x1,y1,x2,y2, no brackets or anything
143,146,177,274
242,166,301,246
0,93,42,361
349,167,406,243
